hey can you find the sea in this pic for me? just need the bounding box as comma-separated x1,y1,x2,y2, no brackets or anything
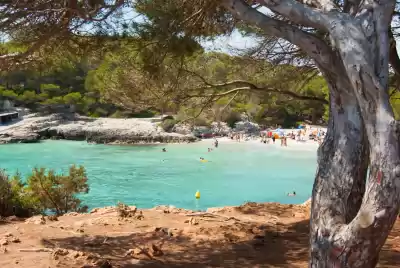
0,140,318,210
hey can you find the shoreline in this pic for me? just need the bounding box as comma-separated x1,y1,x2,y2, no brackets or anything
0,113,326,147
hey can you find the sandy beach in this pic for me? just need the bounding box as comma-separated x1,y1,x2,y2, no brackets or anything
200,126,326,152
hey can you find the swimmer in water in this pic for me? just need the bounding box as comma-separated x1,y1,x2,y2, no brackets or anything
208,148,212,152
162,148,166,152
200,157,210,162
287,191,296,197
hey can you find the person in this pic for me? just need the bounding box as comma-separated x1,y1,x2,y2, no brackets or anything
287,191,296,196
214,138,219,148
208,148,212,152
272,135,276,144
162,148,166,152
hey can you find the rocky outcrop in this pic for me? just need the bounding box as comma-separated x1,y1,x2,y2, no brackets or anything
0,114,197,144
210,122,231,136
171,123,192,135
234,121,260,134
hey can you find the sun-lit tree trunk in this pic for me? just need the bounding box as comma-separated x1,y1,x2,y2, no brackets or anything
311,5,400,265
223,0,400,266
310,77,371,267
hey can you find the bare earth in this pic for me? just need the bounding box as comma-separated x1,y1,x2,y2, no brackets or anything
0,203,399,268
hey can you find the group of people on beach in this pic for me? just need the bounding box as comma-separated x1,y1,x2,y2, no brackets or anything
229,133,248,142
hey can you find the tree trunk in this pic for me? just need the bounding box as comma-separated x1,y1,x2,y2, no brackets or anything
222,1,399,266
310,9,400,267
310,79,369,267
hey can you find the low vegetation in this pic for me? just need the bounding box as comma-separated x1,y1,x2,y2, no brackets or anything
0,165,89,217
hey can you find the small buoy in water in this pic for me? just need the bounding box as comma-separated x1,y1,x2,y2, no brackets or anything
195,191,201,199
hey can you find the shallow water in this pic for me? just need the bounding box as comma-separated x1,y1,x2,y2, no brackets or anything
0,140,317,210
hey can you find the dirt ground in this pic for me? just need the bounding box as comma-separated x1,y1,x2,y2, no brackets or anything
0,202,399,268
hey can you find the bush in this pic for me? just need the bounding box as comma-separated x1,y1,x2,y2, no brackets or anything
110,110,124,118
0,170,13,216
89,107,109,118
0,170,39,217
160,119,177,132
193,117,211,127
27,165,89,216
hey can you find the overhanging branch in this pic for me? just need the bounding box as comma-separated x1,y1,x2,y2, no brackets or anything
185,80,329,104
222,0,337,71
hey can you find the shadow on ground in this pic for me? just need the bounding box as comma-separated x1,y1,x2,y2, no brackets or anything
42,216,400,268
44,219,310,268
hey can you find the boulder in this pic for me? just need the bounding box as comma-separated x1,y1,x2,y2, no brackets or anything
172,123,192,135
210,122,231,136
234,121,260,134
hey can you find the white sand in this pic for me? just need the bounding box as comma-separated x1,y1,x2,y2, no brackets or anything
200,127,327,152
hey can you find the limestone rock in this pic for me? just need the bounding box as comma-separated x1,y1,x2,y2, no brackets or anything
189,217,199,226
211,122,231,136
0,114,197,144
234,121,260,134
172,123,192,135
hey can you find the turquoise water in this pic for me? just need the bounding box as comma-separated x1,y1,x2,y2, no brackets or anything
0,140,317,210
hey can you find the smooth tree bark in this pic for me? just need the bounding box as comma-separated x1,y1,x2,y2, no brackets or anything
222,0,400,267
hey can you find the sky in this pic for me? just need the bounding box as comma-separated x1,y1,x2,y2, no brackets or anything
202,31,257,53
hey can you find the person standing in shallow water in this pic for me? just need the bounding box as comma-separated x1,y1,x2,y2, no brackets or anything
214,138,218,148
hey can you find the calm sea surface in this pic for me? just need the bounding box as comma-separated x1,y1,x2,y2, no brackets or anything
0,140,317,210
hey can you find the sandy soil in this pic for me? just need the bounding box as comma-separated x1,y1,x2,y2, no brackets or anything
0,202,399,268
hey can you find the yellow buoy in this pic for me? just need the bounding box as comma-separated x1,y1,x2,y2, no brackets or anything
195,191,201,199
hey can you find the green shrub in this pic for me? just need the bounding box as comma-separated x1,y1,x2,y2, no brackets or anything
90,107,108,118
0,170,40,217
26,165,89,216
193,117,211,127
225,112,241,128
110,110,124,118
160,119,177,132
131,110,157,118
0,170,13,216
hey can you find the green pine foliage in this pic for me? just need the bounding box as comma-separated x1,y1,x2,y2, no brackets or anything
0,165,89,217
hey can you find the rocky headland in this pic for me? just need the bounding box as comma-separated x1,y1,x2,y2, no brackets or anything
0,113,198,144
0,112,264,145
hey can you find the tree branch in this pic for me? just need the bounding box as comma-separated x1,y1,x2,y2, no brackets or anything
185,80,329,104
256,0,333,30
222,0,336,71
